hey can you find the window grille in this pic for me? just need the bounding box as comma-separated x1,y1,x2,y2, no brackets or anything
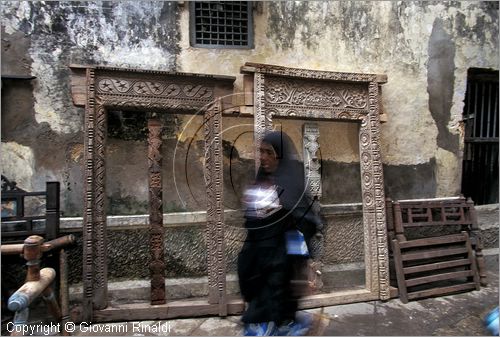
461,68,499,205
190,1,253,49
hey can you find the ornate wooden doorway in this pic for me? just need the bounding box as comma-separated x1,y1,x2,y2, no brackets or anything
241,62,391,306
70,66,234,321
70,62,391,322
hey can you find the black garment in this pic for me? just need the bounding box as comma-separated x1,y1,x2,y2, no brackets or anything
238,204,297,323
237,131,322,324
255,131,322,248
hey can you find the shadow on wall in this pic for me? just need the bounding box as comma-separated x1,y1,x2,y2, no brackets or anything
383,158,437,200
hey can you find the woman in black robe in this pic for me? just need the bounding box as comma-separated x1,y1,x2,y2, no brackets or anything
237,131,322,336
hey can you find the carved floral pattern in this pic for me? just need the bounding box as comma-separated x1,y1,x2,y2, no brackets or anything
265,76,368,110
97,77,213,100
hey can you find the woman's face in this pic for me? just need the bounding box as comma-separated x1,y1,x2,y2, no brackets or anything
259,142,279,173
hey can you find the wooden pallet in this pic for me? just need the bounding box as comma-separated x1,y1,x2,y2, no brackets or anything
386,196,487,286
392,231,480,303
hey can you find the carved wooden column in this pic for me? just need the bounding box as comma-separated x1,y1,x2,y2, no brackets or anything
148,118,166,305
254,73,271,172
204,100,227,316
82,68,96,321
93,97,108,310
358,82,390,300
302,123,324,290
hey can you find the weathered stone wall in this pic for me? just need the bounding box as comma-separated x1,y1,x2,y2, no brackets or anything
60,207,365,284
1,2,498,214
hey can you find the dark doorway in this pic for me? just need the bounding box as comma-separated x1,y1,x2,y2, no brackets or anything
461,68,499,205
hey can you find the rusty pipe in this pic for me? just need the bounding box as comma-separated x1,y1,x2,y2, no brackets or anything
8,268,56,312
42,235,76,252
23,235,44,282
1,235,76,256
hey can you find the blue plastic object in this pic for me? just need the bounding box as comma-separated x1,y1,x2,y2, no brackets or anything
244,322,277,336
485,306,499,336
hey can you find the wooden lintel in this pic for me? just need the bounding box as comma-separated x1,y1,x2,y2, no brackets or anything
376,74,388,84
240,65,257,74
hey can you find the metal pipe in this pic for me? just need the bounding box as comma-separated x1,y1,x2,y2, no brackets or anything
8,268,56,312
1,244,24,255
42,235,76,253
1,235,76,256
23,236,44,282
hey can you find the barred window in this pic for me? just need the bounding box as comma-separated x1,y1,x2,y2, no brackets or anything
190,1,253,49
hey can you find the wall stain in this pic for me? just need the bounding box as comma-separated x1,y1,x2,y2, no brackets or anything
427,18,459,154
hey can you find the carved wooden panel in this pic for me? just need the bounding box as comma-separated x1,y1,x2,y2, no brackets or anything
95,72,217,112
148,118,166,305
303,123,322,199
244,62,390,301
265,76,368,120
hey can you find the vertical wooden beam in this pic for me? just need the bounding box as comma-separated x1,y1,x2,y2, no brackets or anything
467,198,487,286
82,68,95,321
93,98,108,310
204,100,227,316
148,118,166,305
393,202,406,242
254,73,270,173
59,249,71,336
385,198,395,244
391,239,408,303
45,182,60,240
368,82,390,301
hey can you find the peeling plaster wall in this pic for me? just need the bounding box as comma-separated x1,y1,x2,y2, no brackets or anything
1,1,498,216
177,1,499,200
1,1,180,215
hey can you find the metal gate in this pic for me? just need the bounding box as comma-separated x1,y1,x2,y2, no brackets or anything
461,68,499,205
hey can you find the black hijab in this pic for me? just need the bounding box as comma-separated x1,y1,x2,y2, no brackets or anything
255,131,321,232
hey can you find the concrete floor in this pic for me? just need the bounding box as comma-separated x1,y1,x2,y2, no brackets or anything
69,254,498,336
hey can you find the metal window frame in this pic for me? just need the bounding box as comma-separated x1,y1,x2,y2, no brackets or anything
189,1,254,49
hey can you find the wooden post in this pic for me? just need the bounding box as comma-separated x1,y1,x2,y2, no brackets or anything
204,101,227,316
466,198,487,286
393,202,406,242
45,182,60,240
148,118,166,305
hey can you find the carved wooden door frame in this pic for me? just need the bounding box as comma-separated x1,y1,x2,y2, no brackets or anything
71,66,234,321
241,62,391,306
